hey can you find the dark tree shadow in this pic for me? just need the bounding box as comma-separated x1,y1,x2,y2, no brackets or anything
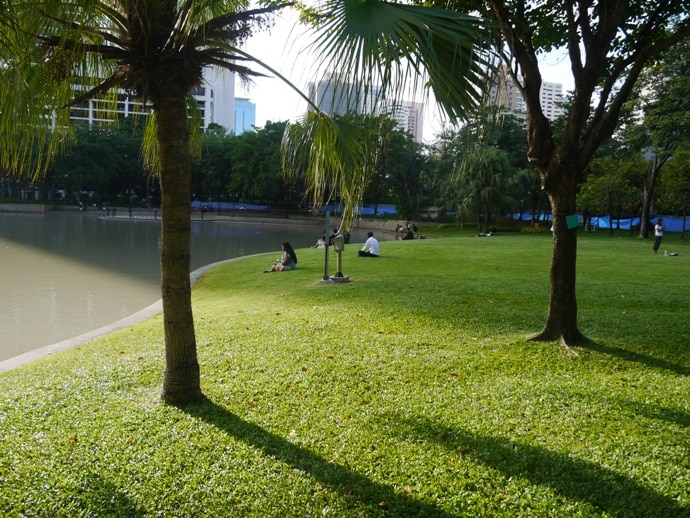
388,413,687,517
576,338,689,376
596,394,690,429
60,471,144,517
180,398,457,517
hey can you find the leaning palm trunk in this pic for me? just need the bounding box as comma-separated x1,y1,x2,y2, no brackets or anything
155,97,201,404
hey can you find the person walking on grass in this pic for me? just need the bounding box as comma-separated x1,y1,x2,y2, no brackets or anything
653,218,665,254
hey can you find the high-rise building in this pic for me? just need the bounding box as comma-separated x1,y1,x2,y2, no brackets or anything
68,66,235,131
489,65,564,121
234,98,256,134
307,72,372,115
307,72,425,142
376,100,424,143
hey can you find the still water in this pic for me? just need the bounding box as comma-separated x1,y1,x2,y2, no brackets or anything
0,212,332,362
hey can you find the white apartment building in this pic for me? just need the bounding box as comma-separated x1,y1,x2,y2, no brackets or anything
69,67,236,131
489,65,564,121
376,99,424,143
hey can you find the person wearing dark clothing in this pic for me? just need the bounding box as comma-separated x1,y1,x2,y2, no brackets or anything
265,242,298,271
653,218,665,254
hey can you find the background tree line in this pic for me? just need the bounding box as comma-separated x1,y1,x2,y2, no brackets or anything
4,41,689,232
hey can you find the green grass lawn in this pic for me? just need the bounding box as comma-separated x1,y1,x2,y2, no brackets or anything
1,229,688,517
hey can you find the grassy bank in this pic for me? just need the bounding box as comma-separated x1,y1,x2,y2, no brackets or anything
1,230,688,516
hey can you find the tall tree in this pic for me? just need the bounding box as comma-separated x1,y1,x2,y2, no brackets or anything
2,0,292,403
453,146,513,232
192,124,234,203
657,144,690,239
283,1,494,229
625,40,690,238
576,155,641,235
228,120,287,202
2,0,493,403
385,129,428,221
433,0,690,345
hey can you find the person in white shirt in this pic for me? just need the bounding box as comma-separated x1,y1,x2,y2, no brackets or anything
358,232,379,257
652,218,665,254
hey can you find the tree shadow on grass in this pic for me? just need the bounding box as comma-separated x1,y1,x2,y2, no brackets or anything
55,471,143,517
602,394,690,431
388,413,687,517
180,398,455,517
576,338,689,376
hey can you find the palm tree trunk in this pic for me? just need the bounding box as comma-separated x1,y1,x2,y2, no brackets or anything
531,184,584,345
155,98,202,404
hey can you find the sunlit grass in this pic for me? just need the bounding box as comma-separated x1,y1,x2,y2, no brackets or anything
1,230,688,516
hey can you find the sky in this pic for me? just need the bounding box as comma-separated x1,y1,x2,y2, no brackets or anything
235,10,576,143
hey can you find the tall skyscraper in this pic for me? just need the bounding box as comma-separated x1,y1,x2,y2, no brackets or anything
307,72,370,115
489,65,564,121
307,72,425,142
376,100,425,143
234,98,256,134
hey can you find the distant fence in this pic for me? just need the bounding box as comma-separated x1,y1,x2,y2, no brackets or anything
508,213,688,232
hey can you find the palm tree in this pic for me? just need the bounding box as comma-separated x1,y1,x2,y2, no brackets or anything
282,0,494,228
3,0,291,404
458,147,513,233
1,0,493,404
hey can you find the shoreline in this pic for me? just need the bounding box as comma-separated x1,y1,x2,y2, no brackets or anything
0,202,402,233
0,214,402,373
0,255,261,373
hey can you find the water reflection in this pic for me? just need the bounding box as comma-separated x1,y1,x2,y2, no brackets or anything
0,212,338,361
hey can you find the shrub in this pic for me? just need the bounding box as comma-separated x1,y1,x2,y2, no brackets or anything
520,223,550,233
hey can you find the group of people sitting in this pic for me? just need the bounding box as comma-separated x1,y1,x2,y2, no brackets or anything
266,230,381,272
395,221,417,240
312,229,352,249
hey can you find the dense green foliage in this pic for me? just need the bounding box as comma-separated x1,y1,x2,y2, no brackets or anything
1,231,688,516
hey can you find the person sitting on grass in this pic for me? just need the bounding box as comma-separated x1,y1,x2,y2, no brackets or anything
265,242,298,272
358,232,379,257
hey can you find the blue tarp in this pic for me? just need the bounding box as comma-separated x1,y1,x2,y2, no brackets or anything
651,217,689,232
192,201,689,232
510,213,553,222
589,216,640,230
510,213,688,232
588,216,688,232
314,204,398,216
191,201,269,211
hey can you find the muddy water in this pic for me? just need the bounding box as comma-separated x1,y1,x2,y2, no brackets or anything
0,212,329,362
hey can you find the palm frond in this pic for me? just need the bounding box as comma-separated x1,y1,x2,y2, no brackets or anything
283,112,367,227
307,0,496,123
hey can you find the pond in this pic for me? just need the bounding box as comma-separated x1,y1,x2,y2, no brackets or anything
0,212,343,363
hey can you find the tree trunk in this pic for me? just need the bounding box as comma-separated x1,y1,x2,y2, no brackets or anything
484,205,490,233
155,98,203,404
531,181,585,345
608,191,614,236
639,157,663,238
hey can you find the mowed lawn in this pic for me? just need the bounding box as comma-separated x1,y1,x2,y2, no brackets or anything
1,229,688,517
